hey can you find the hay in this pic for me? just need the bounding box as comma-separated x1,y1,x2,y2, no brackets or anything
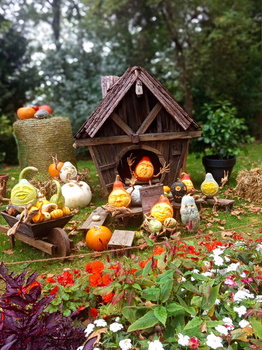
234,168,262,204
13,117,76,173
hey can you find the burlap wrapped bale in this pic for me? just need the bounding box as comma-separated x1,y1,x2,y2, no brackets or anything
13,117,77,173
234,168,262,204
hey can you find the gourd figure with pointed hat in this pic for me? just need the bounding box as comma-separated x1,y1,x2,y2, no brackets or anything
201,173,219,198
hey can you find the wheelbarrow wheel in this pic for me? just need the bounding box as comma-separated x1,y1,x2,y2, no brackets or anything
47,227,71,257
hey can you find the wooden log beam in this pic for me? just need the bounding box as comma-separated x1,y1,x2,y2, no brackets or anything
73,130,202,148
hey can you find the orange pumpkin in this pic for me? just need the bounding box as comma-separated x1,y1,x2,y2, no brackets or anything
108,175,131,207
17,107,36,120
134,156,154,181
48,157,64,179
150,195,174,223
85,225,112,251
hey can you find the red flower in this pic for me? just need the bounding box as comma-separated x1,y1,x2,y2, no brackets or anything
89,273,103,287
49,285,59,295
154,246,165,255
57,271,75,286
85,261,104,274
189,336,201,349
102,292,114,303
90,308,99,318
46,277,56,283
102,273,112,286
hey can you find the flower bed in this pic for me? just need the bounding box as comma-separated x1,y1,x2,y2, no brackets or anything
2,229,262,349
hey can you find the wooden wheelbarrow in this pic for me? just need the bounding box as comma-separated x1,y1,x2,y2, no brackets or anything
0,211,74,258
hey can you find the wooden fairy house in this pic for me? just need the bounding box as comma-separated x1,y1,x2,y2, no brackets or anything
74,66,201,194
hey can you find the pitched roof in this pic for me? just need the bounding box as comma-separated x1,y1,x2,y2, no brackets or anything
75,66,200,139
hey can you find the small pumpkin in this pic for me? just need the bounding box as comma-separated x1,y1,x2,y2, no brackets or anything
61,181,92,208
59,161,78,183
50,209,64,219
147,218,163,233
150,195,174,223
134,156,154,182
29,204,45,223
17,106,36,120
85,225,112,251
62,206,71,215
170,178,187,203
180,172,194,193
10,166,38,208
48,157,64,179
163,217,177,230
108,175,131,207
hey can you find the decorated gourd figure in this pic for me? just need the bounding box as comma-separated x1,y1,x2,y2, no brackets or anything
180,172,194,193
108,175,131,207
180,195,200,233
171,178,187,203
201,173,219,198
134,156,154,182
59,161,78,183
150,195,174,223
10,166,38,210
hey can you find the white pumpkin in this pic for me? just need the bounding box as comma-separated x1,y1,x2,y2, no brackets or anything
61,181,92,208
60,161,78,183
126,185,143,206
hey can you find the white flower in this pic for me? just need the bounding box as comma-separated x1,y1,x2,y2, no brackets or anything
206,333,223,349
109,322,124,333
115,317,120,322
76,347,84,350
84,323,95,337
94,319,107,327
215,325,228,335
256,295,262,302
239,319,251,328
234,305,247,317
223,317,235,330
94,348,100,350
201,271,213,277
234,289,255,302
213,255,224,266
119,338,132,350
148,339,165,350
256,243,262,251
215,299,221,305
225,262,240,273
177,333,190,346
212,248,225,256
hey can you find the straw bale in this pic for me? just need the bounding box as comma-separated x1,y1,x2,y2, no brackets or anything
13,117,76,174
234,168,262,204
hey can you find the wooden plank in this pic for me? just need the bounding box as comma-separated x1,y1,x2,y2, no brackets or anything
0,224,8,234
140,184,164,215
78,207,109,231
73,130,202,148
111,112,135,135
14,232,54,255
101,76,120,98
136,102,163,134
108,230,135,248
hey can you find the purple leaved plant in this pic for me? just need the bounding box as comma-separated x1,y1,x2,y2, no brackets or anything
0,263,85,350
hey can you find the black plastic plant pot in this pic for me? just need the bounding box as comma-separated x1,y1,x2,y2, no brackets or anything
202,155,236,185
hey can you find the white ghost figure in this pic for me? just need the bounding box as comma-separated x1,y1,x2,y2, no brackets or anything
180,195,200,233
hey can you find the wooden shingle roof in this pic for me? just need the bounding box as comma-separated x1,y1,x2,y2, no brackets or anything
75,66,200,140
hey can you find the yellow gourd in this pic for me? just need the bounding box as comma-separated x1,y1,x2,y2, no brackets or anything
50,209,64,219
29,204,45,223
62,206,71,215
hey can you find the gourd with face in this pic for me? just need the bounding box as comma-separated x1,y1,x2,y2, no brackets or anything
180,195,200,233
171,178,187,203
108,175,131,207
150,195,174,223
201,173,219,198
59,161,78,183
180,172,195,193
10,167,38,210
134,156,154,182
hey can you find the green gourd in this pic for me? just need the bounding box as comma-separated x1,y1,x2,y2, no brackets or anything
50,179,65,209
10,166,38,207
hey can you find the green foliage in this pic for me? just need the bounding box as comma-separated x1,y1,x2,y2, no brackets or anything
198,101,254,158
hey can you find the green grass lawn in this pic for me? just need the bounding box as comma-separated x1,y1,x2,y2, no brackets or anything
0,143,261,276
